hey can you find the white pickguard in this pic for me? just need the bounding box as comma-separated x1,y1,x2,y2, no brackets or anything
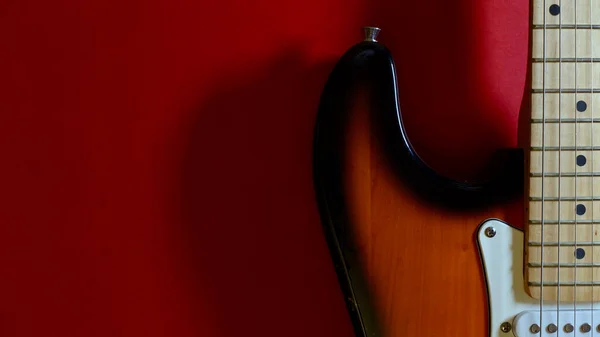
477,219,600,337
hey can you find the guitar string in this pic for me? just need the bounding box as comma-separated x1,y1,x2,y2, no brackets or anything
591,0,595,327
541,0,547,330
573,0,578,326
558,0,564,327
558,0,564,326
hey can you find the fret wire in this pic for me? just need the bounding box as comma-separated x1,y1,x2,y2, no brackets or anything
530,220,600,224
533,58,600,62
531,146,600,150
530,197,600,201
529,281,600,286
530,172,600,176
530,262,600,267
532,89,600,93
532,118,599,123
533,24,600,29
529,241,600,246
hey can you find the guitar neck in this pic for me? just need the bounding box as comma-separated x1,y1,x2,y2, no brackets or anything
527,0,600,302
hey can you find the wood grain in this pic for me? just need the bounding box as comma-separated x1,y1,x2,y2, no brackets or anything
340,94,516,336
532,93,599,119
532,29,600,59
533,0,600,25
527,0,600,302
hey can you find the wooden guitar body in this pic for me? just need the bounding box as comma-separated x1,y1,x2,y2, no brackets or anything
313,31,525,337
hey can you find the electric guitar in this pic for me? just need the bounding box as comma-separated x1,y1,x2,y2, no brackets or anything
313,3,600,336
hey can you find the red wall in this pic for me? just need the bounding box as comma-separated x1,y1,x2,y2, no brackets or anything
0,0,528,336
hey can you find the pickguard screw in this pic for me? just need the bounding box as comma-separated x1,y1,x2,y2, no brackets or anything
530,324,541,334
485,226,496,238
565,323,574,333
547,323,558,333
500,322,512,333
581,323,592,333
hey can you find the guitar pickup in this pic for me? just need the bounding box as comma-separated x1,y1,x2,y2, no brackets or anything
513,310,600,337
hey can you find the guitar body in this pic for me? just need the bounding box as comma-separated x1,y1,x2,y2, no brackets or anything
318,0,600,331
341,88,521,337
313,32,526,337
349,132,494,336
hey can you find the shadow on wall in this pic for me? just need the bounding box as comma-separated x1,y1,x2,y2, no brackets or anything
177,50,354,337
0,0,16,19
369,0,527,182
176,0,528,334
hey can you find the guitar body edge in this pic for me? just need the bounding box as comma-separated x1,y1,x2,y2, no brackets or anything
326,96,522,337
312,35,526,337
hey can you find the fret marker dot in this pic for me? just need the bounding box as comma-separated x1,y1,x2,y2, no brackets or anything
577,100,588,112
577,204,587,215
575,248,586,260
549,4,560,15
577,155,587,166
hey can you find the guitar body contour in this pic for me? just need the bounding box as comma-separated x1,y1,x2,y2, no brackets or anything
313,33,526,337
341,111,516,336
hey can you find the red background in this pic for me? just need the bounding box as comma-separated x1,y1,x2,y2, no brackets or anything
0,0,528,336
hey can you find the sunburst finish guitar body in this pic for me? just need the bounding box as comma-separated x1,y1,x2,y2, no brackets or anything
313,2,600,336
